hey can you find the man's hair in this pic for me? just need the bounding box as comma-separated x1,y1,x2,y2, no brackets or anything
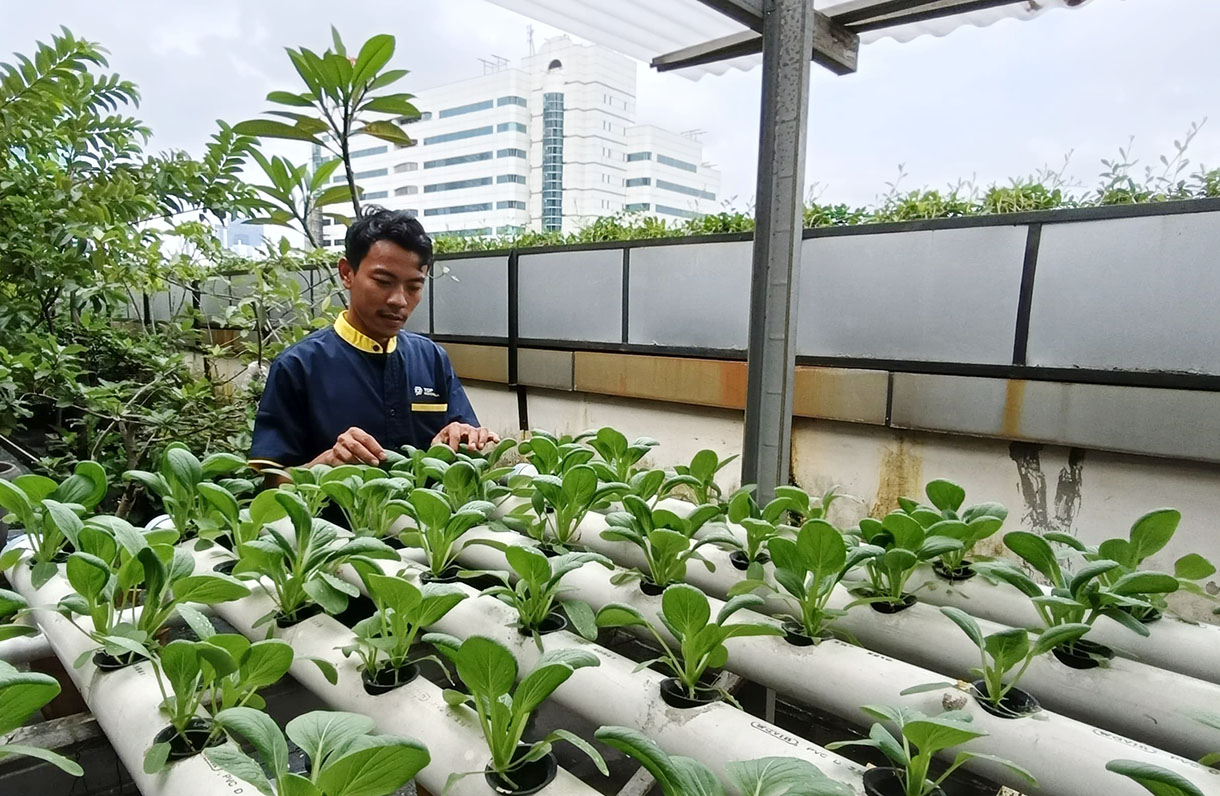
344,206,435,271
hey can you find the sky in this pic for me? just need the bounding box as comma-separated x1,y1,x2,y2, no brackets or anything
3,0,1218,211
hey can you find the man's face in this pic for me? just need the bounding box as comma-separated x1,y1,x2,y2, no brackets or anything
338,239,427,342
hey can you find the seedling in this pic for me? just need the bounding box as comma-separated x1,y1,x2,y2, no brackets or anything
601,495,731,590
670,448,739,507
318,465,413,539
594,583,782,702
0,661,84,775
208,707,429,796
197,487,287,553
617,468,688,508
267,463,334,516
398,488,494,577
852,512,963,607
1106,760,1205,796
826,704,1036,796
124,443,247,538
729,519,881,642
423,634,608,792
517,429,596,476
588,426,658,482
595,725,851,796
461,544,610,646
896,479,1008,577
521,464,625,549
0,460,108,587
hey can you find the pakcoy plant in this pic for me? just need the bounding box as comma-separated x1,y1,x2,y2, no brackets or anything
318,464,413,540
669,449,739,507
826,705,1036,796
729,519,881,645
267,463,335,516
594,583,782,706
421,448,519,513
398,487,494,579
896,479,1008,580
196,486,287,556
587,426,659,483
601,496,731,592
207,706,430,796
461,544,611,646
516,429,596,476
423,634,608,793
144,632,295,772
0,661,84,776
522,464,625,551
123,443,248,538
341,570,467,692
850,511,963,611
901,607,1090,718
233,490,399,627
0,460,107,587
595,726,851,796
617,468,689,508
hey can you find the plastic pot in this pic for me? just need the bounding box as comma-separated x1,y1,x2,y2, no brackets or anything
93,650,141,671
863,767,943,796
659,677,721,709
971,680,1041,719
729,551,769,571
275,603,324,629
518,612,568,637
1052,639,1115,670
870,593,917,614
781,621,816,647
154,718,222,761
211,559,237,576
639,579,665,597
932,560,976,582
361,662,421,696
420,566,460,584
484,747,558,795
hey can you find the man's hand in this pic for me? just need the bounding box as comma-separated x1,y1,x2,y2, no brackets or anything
310,426,386,466
433,422,500,452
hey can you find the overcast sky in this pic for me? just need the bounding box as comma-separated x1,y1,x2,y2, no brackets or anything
4,0,1218,210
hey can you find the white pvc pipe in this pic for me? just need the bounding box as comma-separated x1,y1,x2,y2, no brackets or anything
437,528,1220,796
0,628,52,664
901,566,1220,685
5,560,256,796
339,556,868,795
197,549,600,796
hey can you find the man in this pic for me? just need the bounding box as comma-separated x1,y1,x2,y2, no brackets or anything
248,208,498,476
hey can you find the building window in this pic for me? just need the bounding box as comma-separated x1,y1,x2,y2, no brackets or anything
625,177,651,187
656,179,715,201
497,174,526,184
394,162,419,173
656,204,703,219
439,99,494,119
497,200,526,210
541,92,565,233
350,145,388,158
363,190,388,200
423,126,493,145
497,148,527,159
626,151,652,162
357,167,388,179
497,96,527,107
424,151,493,169
657,153,699,173
394,186,418,196
424,176,494,193
424,202,493,217
625,203,650,212
497,122,528,133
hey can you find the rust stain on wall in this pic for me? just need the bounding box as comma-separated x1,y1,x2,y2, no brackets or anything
1002,379,1027,438
870,436,923,517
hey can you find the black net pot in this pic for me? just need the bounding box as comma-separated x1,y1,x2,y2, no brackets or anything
870,593,917,614
971,680,1041,719
276,603,325,629
932,560,976,582
518,612,568,638
863,768,943,796
659,677,721,709
781,621,816,647
420,566,461,585
154,718,222,762
484,746,558,795
362,662,421,696
212,559,237,576
1051,639,1115,670
93,650,141,672
729,551,770,571
639,579,665,597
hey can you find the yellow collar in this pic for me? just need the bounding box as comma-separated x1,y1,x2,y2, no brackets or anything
334,311,397,354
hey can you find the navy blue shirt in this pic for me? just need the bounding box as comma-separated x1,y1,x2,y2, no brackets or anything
249,312,478,469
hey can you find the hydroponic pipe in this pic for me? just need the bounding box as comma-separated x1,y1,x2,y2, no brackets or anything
0,629,51,664
339,556,869,795
5,560,258,796
193,546,602,796
901,565,1220,685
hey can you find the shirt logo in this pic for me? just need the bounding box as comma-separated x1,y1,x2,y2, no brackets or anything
414,385,439,398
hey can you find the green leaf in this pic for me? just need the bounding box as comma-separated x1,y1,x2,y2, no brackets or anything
799,520,847,578
953,751,1038,787
593,726,685,795
177,603,215,641
596,603,648,629
727,756,853,795
214,706,289,777
939,606,984,650
317,735,431,796
165,446,204,489
351,34,395,87
360,95,419,116
1110,571,1180,597
661,584,710,639
0,743,84,776
241,640,295,689
545,729,608,776
143,741,171,774
506,545,551,586
1031,623,1091,656
1128,509,1181,563
357,120,413,146
1004,531,1062,585
0,669,60,735
65,553,110,604
925,479,965,512
450,636,516,698
559,599,597,640
902,717,985,756
204,746,275,796
174,573,250,605
310,658,339,686
286,711,375,772
234,119,323,143
983,628,1030,675
267,90,314,107
1174,553,1216,581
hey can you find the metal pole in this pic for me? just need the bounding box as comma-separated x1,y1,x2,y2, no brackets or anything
741,0,813,501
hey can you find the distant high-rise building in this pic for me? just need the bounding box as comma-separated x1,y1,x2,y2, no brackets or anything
316,37,721,244
217,218,265,257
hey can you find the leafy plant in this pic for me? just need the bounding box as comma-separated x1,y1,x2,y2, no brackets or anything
851,512,963,606
123,444,247,538
462,545,610,646
594,583,782,701
0,460,107,586
144,634,295,773
1106,760,1205,796
197,486,288,553
423,634,608,790
266,463,334,517
588,427,658,482
398,488,493,577
729,519,880,642
594,726,851,796
317,465,412,539
207,707,430,796
901,607,1090,716
233,490,398,625
522,464,624,549
243,149,353,247
896,479,1007,576
421,451,517,512
670,449,739,506
617,468,689,508
601,496,731,590
0,660,84,775
341,571,466,685
826,705,1036,796
516,429,595,476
